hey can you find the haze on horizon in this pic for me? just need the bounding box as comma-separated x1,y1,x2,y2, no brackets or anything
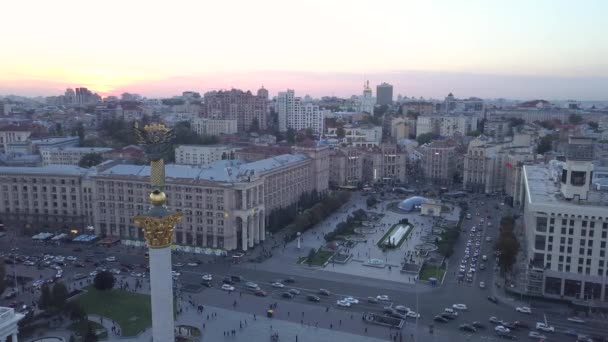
1,0,607,100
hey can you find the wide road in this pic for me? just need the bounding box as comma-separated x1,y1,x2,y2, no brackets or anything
2,192,608,341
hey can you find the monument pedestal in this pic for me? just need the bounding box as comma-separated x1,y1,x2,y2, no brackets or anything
149,246,174,342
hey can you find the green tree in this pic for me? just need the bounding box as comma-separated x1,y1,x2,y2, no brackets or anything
508,118,525,128
39,283,52,310
93,271,115,291
248,118,260,133
336,125,346,139
66,301,87,322
494,216,520,275
78,153,104,168
416,132,437,145
537,135,554,154
73,122,86,141
0,260,5,296
84,322,98,342
307,248,316,267
286,128,296,144
51,282,69,309
568,113,583,125
366,195,378,207
588,121,599,130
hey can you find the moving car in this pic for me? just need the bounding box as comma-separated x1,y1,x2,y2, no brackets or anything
487,296,498,304
306,295,321,302
567,317,586,324
254,289,267,297
528,331,547,339
288,289,300,296
221,284,235,291
434,315,449,323
472,321,486,329
105,256,116,262
516,306,532,314
514,321,530,329
376,295,390,301
245,282,259,289
495,326,510,334
459,324,477,333
479,282,486,288
405,311,420,319
336,299,351,307
343,296,359,304
187,262,198,267
319,289,331,296
282,292,294,299
283,277,296,283
201,274,212,281
367,297,379,303
394,305,410,313
453,304,468,310
271,282,284,288
535,322,555,332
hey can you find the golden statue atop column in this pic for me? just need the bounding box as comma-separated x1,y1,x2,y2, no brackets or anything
132,122,182,248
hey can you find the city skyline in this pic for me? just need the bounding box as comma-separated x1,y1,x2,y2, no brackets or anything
1,0,607,99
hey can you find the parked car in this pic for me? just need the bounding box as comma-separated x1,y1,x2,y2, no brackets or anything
528,331,547,340
288,289,300,296
472,321,486,329
283,277,295,283
272,282,284,288
282,292,294,299
487,296,498,304
514,321,530,329
245,282,259,290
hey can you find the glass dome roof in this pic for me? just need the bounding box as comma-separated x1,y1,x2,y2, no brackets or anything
397,196,430,211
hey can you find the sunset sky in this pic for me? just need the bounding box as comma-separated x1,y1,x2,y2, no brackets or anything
1,0,607,99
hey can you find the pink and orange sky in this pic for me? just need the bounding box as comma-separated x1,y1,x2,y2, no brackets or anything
1,0,607,99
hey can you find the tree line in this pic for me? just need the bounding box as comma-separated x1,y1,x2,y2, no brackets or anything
494,215,520,276
324,208,367,242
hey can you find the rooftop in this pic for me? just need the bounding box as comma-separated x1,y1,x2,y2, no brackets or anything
523,164,608,207
0,164,91,176
41,147,113,152
98,153,309,183
32,136,79,145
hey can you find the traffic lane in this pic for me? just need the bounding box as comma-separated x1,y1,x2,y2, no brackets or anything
195,287,395,340
180,267,533,333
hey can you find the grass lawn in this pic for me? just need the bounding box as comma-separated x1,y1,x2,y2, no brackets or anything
377,224,414,248
68,320,108,340
419,264,446,281
77,287,151,336
305,250,334,266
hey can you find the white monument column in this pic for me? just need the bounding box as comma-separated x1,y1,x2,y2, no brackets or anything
149,246,174,342
132,123,183,342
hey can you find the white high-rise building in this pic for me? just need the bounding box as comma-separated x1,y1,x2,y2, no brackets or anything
276,90,325,135
521,137,608,302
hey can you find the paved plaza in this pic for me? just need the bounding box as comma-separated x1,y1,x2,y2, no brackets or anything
251,193,460,284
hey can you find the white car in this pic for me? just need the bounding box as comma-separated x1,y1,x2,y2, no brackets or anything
516,306,532,314
394,305,410,313
66,256,77,261
89,271,98,277
336,300,351,307
171,271,181,277
221,284,235,291
201,274,212,281
105,256,116,262
535,322,554,332
173,263,184,267
187,262,198,267
495,325,510,333
406,311,420,319
376,295,390,301
343,296,359,304
479,282,486,288
271,282,285,288
245,282,259,289
444,308,458,316
452,304,468,311
23,261,35,266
